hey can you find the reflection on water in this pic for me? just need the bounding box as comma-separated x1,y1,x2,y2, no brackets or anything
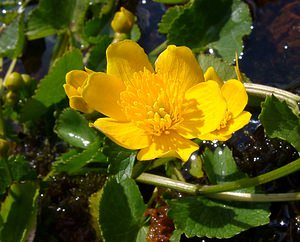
240,0,300,90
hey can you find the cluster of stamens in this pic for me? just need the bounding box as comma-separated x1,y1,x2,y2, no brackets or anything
119,70,183,136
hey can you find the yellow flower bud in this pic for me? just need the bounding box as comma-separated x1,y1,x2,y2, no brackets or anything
111,7,135,34
21,74,33,86
64,69,94,113
4,72,24,90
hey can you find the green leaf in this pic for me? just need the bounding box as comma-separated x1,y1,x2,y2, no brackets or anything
130,24,141,42
167,0,252,62
198,54,237,80
99,177,146,242
21,49,83,121
136,226,148,242
169,229,182,242
169,146,270,238
0,182,39,242
202,147,246,184
105,139,137,182
158,6,184,34
0,14,24,58
89,189,103,240
26,0,90,39
83,17,111,44
189,154,204,178
87,35,112,71
259,95,300,151
55,108,98,149
0,155,36,195
168,196,270,239
52,138,107,175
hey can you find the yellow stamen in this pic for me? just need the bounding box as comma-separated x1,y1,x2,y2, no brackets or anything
120,70,183,136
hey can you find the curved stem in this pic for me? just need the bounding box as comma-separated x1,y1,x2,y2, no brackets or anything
245,83,300,115
136,157,300,198
206,192,300,202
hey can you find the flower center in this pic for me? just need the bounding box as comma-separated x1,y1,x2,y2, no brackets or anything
217,110,232,130
119,70,183,136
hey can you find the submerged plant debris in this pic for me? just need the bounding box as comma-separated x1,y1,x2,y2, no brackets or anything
0,0,300,242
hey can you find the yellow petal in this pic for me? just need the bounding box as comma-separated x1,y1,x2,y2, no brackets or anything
178,81,226,138
93,118,150,150
198,132,231,142
216,111,252,137
201,111,251,141
64,84,78,98
106,40,154,84
82,72,127,121
137,131,199,162
66,70,88,88
155,45,204,90
221,79,248,117
235,53,242,82
69,96,93,113
204,67,223,87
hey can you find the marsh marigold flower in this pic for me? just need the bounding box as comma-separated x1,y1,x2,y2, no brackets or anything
111,7,135,34
63,69,94,113
199,66,251,141
70,40,230,161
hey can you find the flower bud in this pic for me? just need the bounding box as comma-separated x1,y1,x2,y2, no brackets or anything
21,74,33,86
111,7,135,34
4,72,24,90
5,90,17,105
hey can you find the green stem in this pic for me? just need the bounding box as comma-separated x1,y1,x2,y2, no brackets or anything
136,157,300,197
148,41,168,57
3,58,17,84
50,33,70,67
206,192,300,202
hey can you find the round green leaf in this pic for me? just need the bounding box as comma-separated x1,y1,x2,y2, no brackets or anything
55,108,97,149
168,196,270,239
99,177,146,242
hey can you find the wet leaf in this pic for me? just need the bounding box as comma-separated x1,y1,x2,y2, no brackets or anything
166,0,252,62
259,95,300,152
0,14,24,58
158,6,184,34
0,182,39,242
52,138,107,175
202,147,246,184
21,49,83,121
87,35,112,71
99,177,146,242
104,139,137,182
168,196,270,239
55,108,98,149
26,0,90,39
0,155,36,195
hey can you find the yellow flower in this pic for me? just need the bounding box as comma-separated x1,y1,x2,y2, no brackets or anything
64,69,94,113
111,7,135,34
80,40,227,161
199,66,251,141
